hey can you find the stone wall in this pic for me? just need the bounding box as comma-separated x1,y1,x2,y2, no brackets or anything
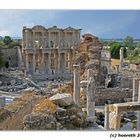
120,77,133,89
1,47,19,68
0,91,41,130
96,88,132,105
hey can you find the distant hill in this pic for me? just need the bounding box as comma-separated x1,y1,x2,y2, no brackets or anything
100,38,140,43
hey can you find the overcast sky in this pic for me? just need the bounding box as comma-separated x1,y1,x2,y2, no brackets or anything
0,10,140,39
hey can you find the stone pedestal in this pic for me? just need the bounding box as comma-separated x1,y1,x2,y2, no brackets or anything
73,64,80,105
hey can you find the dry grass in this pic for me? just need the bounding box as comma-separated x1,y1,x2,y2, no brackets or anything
5,91,35,112
111,59,120,70
58,84,73,95
34,99,57,114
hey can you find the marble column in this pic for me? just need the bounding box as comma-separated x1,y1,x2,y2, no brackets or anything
87,69,94,81
61,53,65,72
58,32,60,46
87,75,96,123
73,64,80,105
104,105,109,130
114,107,121,130
58,52,61,73
41,52,45,74
33,31,35,47
32,53,35,74
48,52,51,74
64,52,66,71
25,30,28,48
115,65,119,74
26,53,29,72
120,47,124,69
137,81,140,130
68,52,72,72
48,32,51,47
133,78,140,101
42,31,44,47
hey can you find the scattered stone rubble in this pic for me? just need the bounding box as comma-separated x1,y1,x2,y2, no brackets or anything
23,93,87,130
0,91,42,130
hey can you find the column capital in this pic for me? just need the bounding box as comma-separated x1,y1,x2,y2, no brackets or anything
73,64,80,73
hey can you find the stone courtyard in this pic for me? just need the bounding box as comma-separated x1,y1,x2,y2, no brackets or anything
0,25,140,131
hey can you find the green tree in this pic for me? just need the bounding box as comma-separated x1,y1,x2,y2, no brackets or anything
110,42,127,59
3,36,13,45
9,41,22,48
123,36,134,50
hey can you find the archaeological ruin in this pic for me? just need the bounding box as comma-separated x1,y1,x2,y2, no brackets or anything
22,25,81,80
0,25,140,131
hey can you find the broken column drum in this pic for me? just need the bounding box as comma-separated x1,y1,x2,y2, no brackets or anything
86,74,96,122
73,64,80,105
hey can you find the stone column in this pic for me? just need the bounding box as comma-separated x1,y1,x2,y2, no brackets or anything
25,53,29,72
104,104,109,130
120,47,124,69
87,75,96,123
42,31,44,47
48,32,51,47
48,52,51,74
41,52,45,74
58,52,61,73
33,31,35,47
87,69,94,81
73,64,80,105
25,30,28,48
133,78,140,101
114,106,121,130
58,32,60,46
115,65,119,74
64,52,66,71
137,81,140,130
32,53,35,74
68,52,72,72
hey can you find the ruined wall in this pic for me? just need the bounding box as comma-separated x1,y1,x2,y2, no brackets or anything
1,47,18,68
120,77,133,89
0,91,41,130
96,88,132,105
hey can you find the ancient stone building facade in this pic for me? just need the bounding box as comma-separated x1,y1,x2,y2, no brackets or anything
22,25,81,79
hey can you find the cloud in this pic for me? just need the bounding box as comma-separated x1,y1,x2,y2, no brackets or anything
0,10,64,37
0,30,10,36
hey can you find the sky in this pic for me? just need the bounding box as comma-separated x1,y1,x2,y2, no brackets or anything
0,10,140,39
